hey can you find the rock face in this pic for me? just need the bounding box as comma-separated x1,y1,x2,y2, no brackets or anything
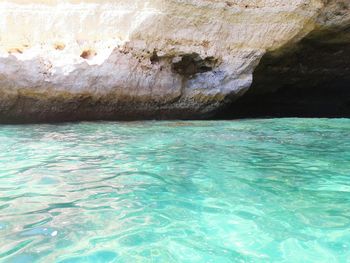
217,0,350,118
0,0,349,122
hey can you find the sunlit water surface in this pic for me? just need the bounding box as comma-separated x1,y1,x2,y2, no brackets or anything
0,119,350,262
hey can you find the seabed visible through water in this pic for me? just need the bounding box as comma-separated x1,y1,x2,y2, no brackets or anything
0,118,350,262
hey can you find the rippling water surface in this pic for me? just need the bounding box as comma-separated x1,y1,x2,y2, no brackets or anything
1,119,350,262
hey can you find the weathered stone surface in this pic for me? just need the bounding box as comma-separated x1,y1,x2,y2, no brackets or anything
216,0,350,118
0,0,349,122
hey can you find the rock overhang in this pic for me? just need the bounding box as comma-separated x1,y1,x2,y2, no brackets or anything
0,0,348,122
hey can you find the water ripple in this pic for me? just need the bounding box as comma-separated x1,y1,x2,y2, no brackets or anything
0,119,350,262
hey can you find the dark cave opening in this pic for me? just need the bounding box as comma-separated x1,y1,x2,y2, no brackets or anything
215,28,350,119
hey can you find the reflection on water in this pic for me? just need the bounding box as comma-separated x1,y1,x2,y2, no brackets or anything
0,119,350,262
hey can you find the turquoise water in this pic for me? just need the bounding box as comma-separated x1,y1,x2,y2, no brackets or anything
0,119,350,262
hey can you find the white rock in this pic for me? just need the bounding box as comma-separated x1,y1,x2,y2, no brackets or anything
0,0,347,121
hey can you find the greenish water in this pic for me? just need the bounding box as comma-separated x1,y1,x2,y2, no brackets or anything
0,119,350,263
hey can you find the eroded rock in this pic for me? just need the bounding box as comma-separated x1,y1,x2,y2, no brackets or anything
0,0,349,122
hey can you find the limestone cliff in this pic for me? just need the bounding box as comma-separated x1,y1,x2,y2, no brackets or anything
0,0,349,122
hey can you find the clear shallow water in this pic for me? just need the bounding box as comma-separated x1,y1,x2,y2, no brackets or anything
0,119,350,263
